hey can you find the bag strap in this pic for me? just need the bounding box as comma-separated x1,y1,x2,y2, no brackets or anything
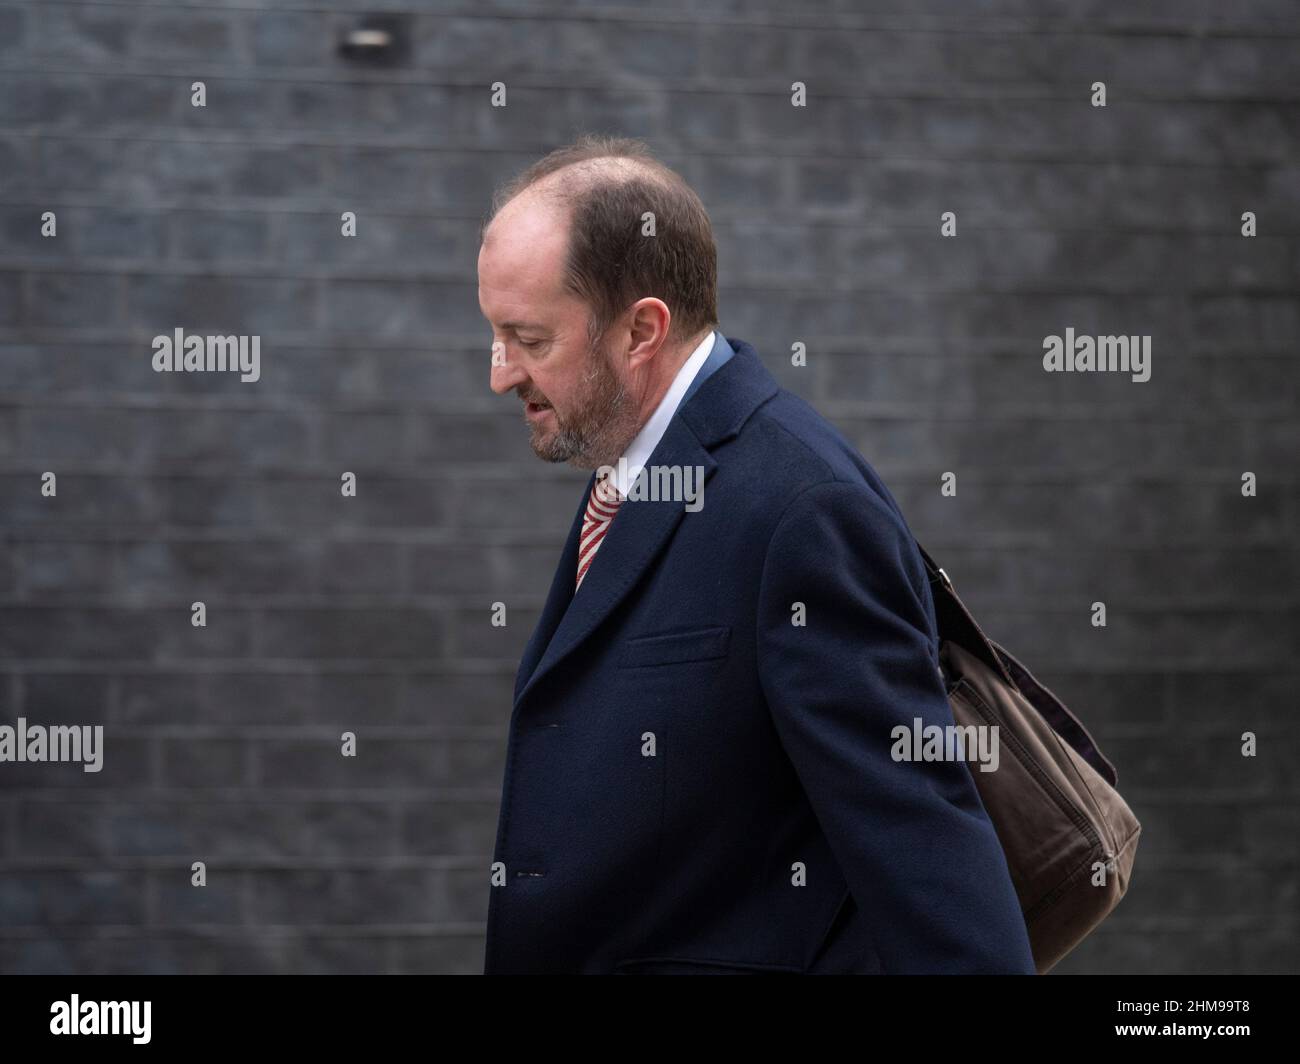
987,635,1119,787
916,540,1120,787
913,540,1019,689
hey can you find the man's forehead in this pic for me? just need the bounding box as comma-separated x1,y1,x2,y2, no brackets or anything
478,190,577,323
478,257,556,323
480,255,568,321
481,212,564,271
494,316,548,331
484,188,566,252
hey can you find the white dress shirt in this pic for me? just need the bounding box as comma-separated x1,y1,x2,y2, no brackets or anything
609,329,716,499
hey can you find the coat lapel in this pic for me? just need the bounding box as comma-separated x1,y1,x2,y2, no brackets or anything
513,416,716,712
512,475,591,702
511,337,778,714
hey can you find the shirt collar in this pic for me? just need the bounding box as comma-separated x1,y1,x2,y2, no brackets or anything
609,329,717,498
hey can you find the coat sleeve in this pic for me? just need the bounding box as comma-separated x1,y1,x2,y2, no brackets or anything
756,479,1036,974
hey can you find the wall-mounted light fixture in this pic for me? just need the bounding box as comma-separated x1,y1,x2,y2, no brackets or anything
337,15,411,66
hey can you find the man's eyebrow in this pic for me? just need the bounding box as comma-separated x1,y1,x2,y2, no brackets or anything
498,320,546,331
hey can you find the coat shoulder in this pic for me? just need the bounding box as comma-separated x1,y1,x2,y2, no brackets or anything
726,386,912,535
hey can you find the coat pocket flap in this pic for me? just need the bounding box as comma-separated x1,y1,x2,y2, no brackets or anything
617,625,731,668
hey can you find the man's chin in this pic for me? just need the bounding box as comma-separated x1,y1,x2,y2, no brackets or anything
528,440,567,463
528,430,608,469
527,425,577,464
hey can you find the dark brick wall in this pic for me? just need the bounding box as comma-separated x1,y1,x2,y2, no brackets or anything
1,0,1296,974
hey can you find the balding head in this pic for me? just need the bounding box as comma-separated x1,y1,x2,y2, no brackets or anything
480,134,717,349
477,135,719,469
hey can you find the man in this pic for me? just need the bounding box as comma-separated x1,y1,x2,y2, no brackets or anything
476,134,1035,974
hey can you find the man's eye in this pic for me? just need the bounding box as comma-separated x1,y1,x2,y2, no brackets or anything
518,339,542,349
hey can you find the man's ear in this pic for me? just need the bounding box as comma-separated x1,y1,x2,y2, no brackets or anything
624,298,672,372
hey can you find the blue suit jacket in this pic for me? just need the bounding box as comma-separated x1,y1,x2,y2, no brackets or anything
484,334,1036,974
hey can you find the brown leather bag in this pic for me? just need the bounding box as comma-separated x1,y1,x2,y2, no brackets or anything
915,542,1141,974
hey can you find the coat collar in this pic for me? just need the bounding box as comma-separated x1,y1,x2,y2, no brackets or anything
511,336,778,711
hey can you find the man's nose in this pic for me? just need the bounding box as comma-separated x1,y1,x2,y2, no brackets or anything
489,347,528,395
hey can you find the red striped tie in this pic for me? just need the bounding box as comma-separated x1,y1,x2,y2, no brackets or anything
576,472,624,591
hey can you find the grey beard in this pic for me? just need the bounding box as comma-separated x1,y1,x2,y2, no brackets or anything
528,341,642,469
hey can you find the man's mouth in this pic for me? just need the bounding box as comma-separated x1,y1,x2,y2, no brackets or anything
524,399,552,420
